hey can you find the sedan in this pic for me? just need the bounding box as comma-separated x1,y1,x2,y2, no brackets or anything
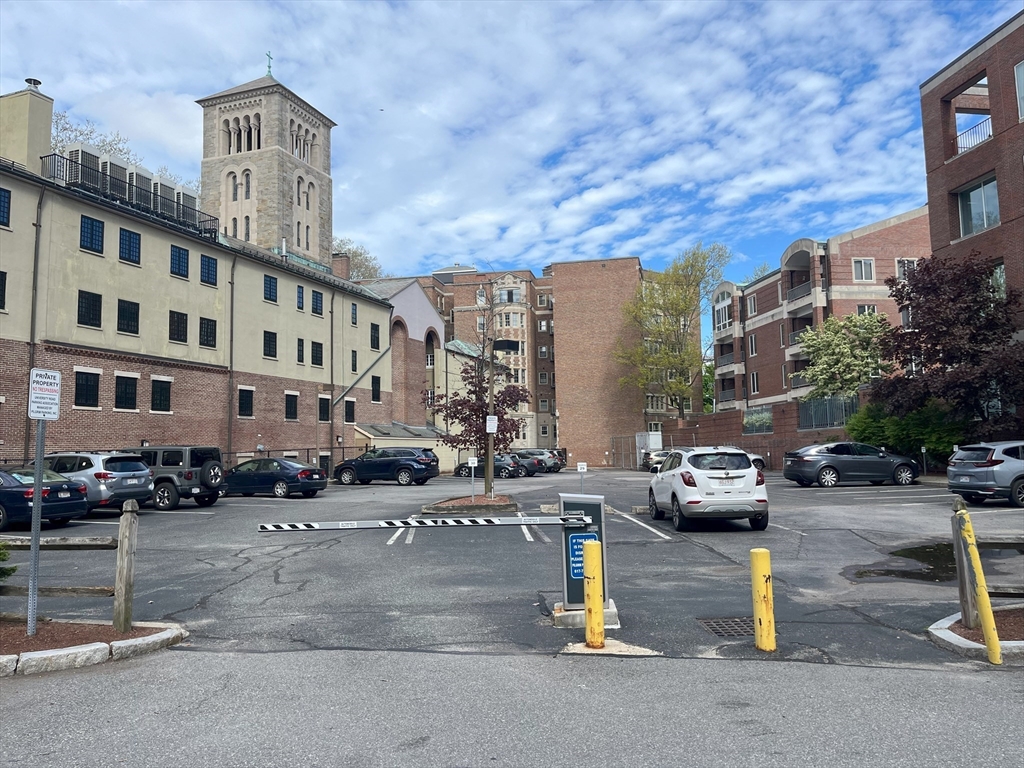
224,458,328,498
648,448,768,531
454,454,519,479
783,442,919,487
0,467,89,531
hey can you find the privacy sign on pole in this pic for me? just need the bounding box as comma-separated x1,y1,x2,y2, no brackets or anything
28,368,61,420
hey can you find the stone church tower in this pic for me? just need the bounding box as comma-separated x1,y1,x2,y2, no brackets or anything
197,76,336,265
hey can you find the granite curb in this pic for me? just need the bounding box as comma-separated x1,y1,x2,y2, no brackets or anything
927,605,1024,665
420,499,520,516
0,620,189,677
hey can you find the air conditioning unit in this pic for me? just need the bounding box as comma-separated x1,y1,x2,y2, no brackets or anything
175,184,199,227
151,176,177,218
65,142,102,190
127,164,153,209
100,154,129,201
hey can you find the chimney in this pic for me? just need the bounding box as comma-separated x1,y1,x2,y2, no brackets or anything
0,78,55,172
332,251,351,280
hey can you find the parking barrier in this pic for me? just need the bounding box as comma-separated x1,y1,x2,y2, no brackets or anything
259,516,591,533
952,502,1002,665
750,547,776,652
583,540,604,648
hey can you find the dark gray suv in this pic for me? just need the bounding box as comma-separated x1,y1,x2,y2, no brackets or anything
131,446,224,510
947,441,1024,508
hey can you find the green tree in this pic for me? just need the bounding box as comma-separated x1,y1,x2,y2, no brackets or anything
702,360,715,413
741,262,772,284
332,236,391,280
846,401,967,467
616,242,731,417
0,541,15,582
799,312,893,398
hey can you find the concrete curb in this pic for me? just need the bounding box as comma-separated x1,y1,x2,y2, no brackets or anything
1,620,188,677
927,605,1024,665
421,498,519,516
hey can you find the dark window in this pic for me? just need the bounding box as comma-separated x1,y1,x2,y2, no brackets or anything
244,173,251,199
0,187,10,227
117,299,139,334
119,228,141,264
264,331,277,358
200,255,218,286
80,215,104,253
264,274,278,302
199,317,217,348
312,290,323,316
114,376,137,410
285,393,298,420
311,341,323,367
297,338,304,363
319,397,330,422
296,285,304,310
351,349,357,372
170,245,189,278
370,323,380,350
350,302,357,324
77,290,102,327
151,380,171,412
74,371,100,407
168,310,188,343
371,375,381,403
238,388,254,417
344,400,355,423
0,270,6,310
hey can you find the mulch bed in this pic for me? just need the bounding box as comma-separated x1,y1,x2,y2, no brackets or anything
0,618,165,657
947,607,1023,643
430,495,513,507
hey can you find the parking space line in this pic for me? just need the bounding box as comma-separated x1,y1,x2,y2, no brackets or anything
517,510,534,542
611,510,672,540
405,527,415,544
386,529,403,546
150,510,216,515
769,522,807,536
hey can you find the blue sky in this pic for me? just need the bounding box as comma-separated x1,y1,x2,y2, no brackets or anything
1,0,1019,284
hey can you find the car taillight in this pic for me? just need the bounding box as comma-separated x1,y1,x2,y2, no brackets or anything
77,484,87,494
297,470,312,480
184,471,194,480
680,471,697,487
756,470,765,486
973,459,1003,468
416,458,431,464
94,472,114,480
23,488,51,499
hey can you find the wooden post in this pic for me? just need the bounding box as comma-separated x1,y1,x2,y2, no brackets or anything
113,502,139,632
951,503,979,629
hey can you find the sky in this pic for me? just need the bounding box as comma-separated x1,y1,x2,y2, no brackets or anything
1,0,1019,284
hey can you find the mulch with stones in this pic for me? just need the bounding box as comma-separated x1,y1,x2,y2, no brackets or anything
947,607,1023,643
0,618,165,657
430,495,513,507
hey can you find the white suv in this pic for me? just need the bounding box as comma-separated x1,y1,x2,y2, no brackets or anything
648,447,769,531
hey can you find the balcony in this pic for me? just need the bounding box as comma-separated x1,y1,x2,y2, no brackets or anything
714,320,740,342
787,281,812,302
717,352,734,366
719,389,736,402
789,329,809,346
955,116,992,155
791,374,810,388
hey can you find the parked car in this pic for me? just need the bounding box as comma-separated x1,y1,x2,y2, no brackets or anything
783,442,919,487
225,458,329,498
513,452,545,476
947,441,1024,508
334,447,440,486
130,445,225,510
517,449,562,472
641,450,672,471
40,452,154,511
724,447,766,471
0,467,89,531
454,454,519,479
648,447,769,531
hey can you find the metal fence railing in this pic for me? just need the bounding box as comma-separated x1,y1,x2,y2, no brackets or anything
798,395,859,430
955,116,992,154
742,405,774,435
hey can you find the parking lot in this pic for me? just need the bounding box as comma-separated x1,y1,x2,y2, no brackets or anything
2,470,1022,666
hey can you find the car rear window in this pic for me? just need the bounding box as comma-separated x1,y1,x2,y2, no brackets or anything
688,453,752,471
104,457,149,472
9,469,69,483
954,447,992,463
190,447,222,468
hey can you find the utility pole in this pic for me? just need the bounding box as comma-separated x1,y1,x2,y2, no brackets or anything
485,335,495,498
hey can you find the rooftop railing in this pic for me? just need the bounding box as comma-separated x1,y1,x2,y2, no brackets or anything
955,116,992,155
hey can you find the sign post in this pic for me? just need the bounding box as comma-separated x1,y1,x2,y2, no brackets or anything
27,368,61,635
558,493,608,610
468,456,478,502
577,461,587,492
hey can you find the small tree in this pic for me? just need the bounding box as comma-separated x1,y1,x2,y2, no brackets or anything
333,236,391,280
0,541,15,582
702,360,715,413
798,312,893,398
846,400,967,467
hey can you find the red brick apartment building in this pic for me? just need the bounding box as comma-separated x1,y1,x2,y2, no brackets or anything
919,10,1023,324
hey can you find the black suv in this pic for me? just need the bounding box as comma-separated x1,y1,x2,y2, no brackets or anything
131,446,225,510
334,447,440,486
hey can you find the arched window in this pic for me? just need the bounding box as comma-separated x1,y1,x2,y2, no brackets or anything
230,173,237,202
244,172,251,200
231,218,237,238
243,116,252,152
253,114,261,150
305,225,310,250
296,178,302,204
306,183,311,210
244,216,250,242
296,222,301,244
222,119,231,155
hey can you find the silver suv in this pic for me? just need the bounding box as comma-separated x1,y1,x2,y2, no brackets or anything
41,452,154,511
130,446,224,510
947,441,1024,508
517,449,562,472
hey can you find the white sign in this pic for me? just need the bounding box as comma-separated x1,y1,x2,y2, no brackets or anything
468,457,478,467
28,368,61,421
485,415,498,433
577,462,588,473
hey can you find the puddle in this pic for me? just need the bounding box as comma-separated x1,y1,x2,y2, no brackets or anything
853,543,957,582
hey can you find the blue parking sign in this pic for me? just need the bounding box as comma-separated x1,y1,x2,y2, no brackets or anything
568,532,599,579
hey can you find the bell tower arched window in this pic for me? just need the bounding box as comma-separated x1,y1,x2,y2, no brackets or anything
244,216,250,242
230,173,238,201
305,225,310,250
231,218,237,238
244,172,251,200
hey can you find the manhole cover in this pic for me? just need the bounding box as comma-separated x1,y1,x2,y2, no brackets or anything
697,617,755,637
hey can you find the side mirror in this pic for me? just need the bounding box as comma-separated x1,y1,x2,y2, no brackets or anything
650,466,659,474
878,452,886,458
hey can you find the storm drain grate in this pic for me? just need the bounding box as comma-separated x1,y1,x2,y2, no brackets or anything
697,617,756,637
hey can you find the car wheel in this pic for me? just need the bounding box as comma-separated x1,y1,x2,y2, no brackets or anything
649,491,665,521
817,467,840,488
414,479,428,486
795,479,812,487
499,467,513,479
153,483,180,511
396,468,414,486
302,490,318,498
749,512,769,531
1011,479,1024,509
671,497,691,532
870,480,885,486
962,493,985,506
338,468,357,486
243,492,255,497
456,466,471,478
195,494,218,507
893,465,914,486
0,504,8,532
200,460,224,490
516,466,527,477
49,518,72,527
752,459,765,471
273,481,290,498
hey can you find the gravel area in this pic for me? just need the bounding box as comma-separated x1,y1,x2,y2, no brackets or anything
948,607,1023,643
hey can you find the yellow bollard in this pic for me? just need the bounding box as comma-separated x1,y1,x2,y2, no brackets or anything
955,510,1002,665
583,540,605,649
750,548,776,652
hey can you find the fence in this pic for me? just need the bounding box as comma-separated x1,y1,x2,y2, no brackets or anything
798,395,859,430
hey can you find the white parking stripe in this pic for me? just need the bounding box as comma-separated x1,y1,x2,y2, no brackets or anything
611,510,672,540
386,529,403,546
405,527,415,544
150,510,216,515
769,522,807,536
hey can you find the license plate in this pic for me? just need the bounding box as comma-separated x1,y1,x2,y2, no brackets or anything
784,460,792,465
191,487,201,494
957,476,970,483
124,478,139,485
58,491,70,498
718,478,735,486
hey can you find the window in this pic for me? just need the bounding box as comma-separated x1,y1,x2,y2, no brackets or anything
370,323,380,350
344,399,356,424
371,376,382,403
539,346,548,358
244,216,250,241
80,215,104,253
305,226,310,250
264,330,277,358
351,350,358,372
297,338,305,363
959,178,1000,237
501,289,521,303
168,310,188,343
170,245,189,278
311,341,323,367
781,363,788,388
747,334,757,357
115,376,137,410
0,187,9,227
199,317,217,348
896,259,916,281
539,372,548,385
296,285,305,310
750,370,760,394
151,380,171,413
238,388,254,417
231,218,237,238
285,393,298,421
77,290,102,328
538,294,547,307
0,271,6,310
200,255,218,286
747,295,757,316
264,275,278,302
117,299,139,334
647,422,662,433
538,320,548,332
119,229,141,264
853,259,874,281
477,316,486,332
540,399,549,412
319,396,330,422
857,305,877,315
312,290,323,317
244,172,251,200
780,323,785,348
476,288,487,305
1015,60,1024,120
646,394,666,411
350,302,358,325
74,371,100,408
